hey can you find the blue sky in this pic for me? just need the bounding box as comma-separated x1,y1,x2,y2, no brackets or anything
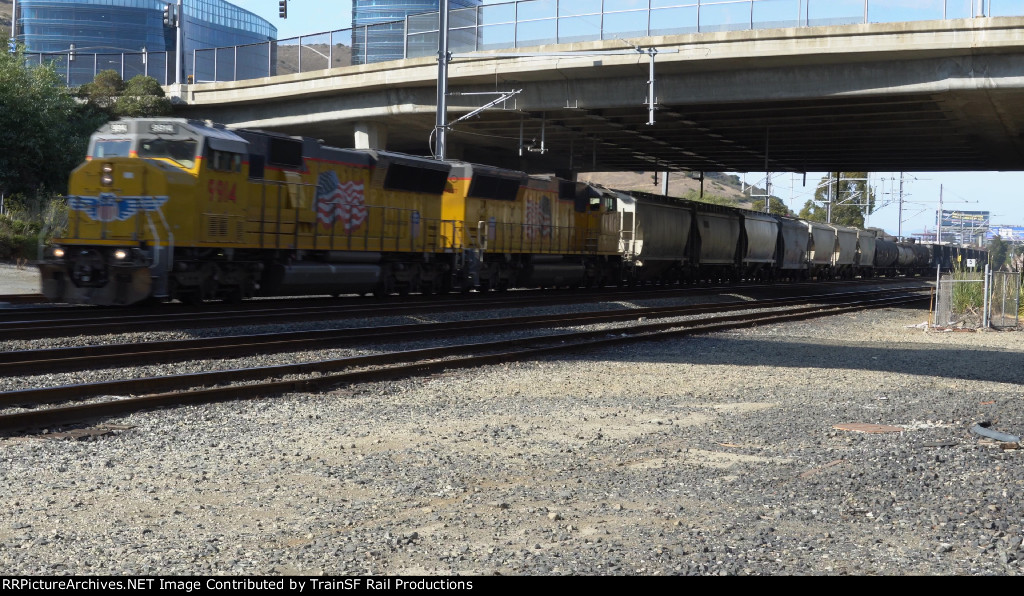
228,1,352,38
229,0,1024,238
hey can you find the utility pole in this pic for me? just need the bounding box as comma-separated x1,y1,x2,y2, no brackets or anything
935,184,943,242
826,172,836,224
163,1,182,84
434,0,450,160
176,0,183,85
897,172,904,239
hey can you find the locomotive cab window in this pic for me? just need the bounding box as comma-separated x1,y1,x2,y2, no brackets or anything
139,138,198,168
93,139,132,158
207,148,242,173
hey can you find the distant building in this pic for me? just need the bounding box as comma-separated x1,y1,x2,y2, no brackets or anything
352,0,481,64
12,0,276,84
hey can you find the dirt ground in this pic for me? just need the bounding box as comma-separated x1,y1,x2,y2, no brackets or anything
0,261,40,295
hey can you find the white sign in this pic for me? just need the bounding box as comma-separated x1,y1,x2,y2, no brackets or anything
967,259,977,268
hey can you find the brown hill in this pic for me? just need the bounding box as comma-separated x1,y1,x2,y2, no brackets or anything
580,171,760,207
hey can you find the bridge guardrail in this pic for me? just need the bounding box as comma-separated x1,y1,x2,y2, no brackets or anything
22,0,1017,87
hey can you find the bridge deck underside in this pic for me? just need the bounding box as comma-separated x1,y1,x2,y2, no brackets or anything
239,88,1023,175
178,20,1024,175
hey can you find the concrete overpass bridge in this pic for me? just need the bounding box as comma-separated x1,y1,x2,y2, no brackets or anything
171,15,1024,175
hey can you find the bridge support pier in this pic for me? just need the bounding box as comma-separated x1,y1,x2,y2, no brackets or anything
354,121,388,150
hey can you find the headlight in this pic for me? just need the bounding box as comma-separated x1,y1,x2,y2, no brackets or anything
101,163,114,186
113,249,128,260
52,247,65,259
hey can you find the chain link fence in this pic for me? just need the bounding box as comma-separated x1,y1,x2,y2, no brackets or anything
934,268,1021,330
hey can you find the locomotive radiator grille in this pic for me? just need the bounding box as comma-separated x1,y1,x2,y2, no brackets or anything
202,214,244,243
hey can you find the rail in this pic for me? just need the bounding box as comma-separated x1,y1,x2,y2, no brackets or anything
21,0,1015,87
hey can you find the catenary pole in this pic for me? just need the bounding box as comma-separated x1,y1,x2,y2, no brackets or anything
434,0,450,160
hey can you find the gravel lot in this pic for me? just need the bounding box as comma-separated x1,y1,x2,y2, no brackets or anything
0,262,39,295
1,272,1023,576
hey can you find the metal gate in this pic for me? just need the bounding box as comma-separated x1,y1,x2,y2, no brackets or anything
934,270,985,328
990,271,1021,329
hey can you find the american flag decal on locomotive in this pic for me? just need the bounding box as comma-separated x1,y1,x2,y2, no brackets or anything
68,194,169,222
524,195,552,239
316,170,367,232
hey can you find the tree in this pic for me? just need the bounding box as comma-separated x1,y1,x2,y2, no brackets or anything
988,235,1008,270
115,75,174,117
799,172,877,228
78,69,126,112
751,196,790,215
0,35,109,196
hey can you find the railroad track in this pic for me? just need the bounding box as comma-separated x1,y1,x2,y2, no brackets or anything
0,278,925,341
0,286,929,376
0,288,928,434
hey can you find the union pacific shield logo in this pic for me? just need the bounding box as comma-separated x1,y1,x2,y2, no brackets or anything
68,194,169,222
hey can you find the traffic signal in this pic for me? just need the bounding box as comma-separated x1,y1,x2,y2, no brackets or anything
279,0,287,19
162,4,173,27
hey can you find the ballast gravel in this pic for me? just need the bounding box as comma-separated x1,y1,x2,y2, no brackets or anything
2,287,1024,575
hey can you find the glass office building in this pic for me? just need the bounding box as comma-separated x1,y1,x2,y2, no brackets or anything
13,0,276,84
352,0,481,64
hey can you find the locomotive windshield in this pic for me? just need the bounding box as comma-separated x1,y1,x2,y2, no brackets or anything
138,138,198,168
93,139,132,158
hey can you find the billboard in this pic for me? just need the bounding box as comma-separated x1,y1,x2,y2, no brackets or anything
987,226,1024,242
941,210,990,228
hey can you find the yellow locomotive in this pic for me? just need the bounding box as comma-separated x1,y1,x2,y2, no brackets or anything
39,118,622,305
